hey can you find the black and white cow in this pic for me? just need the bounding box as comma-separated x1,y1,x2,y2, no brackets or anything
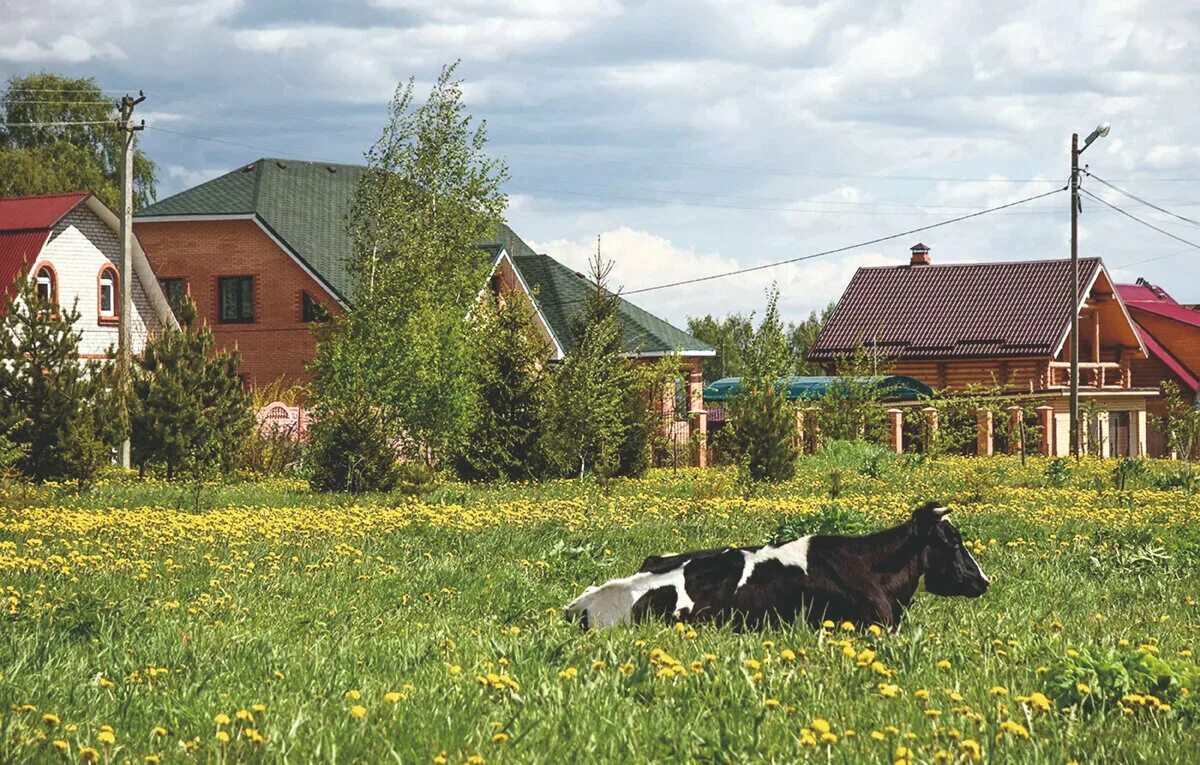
565,502,988,630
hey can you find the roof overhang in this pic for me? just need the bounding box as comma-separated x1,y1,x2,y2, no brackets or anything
1051,260,1146,359
485,248,567,361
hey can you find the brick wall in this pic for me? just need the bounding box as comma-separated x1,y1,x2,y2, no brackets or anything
133,218,343,388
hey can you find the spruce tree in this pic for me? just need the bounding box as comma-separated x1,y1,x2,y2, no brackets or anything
130,298,252,480
455,290,551,481
0,276,113,482
726,287,798,482
542,248,631,479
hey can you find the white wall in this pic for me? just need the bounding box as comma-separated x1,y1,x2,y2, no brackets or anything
32,207,161,356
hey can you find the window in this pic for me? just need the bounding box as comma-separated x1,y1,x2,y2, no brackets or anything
35,265,55,304
160,278,187,315
99,267,118,320
301,291,329,323
219,276,254,323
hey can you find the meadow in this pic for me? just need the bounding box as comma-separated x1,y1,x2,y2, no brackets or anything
2,448,1199,763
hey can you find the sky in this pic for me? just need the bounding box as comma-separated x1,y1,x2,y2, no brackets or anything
3,0,1200,327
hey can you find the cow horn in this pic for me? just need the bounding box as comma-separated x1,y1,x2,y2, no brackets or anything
932,506,952,517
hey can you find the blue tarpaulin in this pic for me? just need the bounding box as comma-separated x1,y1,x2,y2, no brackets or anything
702,375,933,403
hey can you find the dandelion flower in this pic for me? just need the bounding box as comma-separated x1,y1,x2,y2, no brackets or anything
42,713,60,727
80,747,100,762
936,660,951,670
214,713,231,725
989,686,1008,696
349,705,367,719
52,740,68,752
492,732,509,743
383,691,403,704
779,649,796,662
344,689,361,700
216,731,230,743
97,729,116,746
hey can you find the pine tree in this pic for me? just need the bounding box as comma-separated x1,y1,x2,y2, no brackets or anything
130,298,252,480
542,248,631,479
455,289,551,481
0,276,114,482
726,287,798,482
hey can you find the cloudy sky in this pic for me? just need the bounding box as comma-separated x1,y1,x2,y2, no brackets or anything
4,0,1200,325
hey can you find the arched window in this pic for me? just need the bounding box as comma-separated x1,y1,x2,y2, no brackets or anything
35,265,56,304
99,266,118,320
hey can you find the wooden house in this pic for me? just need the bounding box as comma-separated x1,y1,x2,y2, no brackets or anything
809,243,1156,456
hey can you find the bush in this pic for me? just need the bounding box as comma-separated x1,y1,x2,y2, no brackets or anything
772,503,878,541
307,397,398,493
1043,647,1200,719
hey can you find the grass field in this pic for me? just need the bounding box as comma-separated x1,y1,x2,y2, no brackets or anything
3,449,1200,763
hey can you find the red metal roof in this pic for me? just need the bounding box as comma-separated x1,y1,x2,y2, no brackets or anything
809,257,1103,360
0,193,89,306
0,192,89,232
1116,280,1200,330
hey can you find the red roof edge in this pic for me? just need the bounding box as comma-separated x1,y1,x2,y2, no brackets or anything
1136,323,1198,394
0,191,91,233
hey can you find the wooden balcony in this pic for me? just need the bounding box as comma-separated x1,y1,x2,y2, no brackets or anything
1046,361,1128,389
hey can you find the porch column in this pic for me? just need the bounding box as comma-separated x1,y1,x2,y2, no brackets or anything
1096,410,1110,458
1130,408,1146,457
976,408,993,457
922,406,938,450
1036,405,1055,456
886,408,903,454
687,367,707,468
1007,405,1024,455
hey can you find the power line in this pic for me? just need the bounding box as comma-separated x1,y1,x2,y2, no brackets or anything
3,99,116,106
1083,169,1200,229
147,125,347,164
533,186,1068,307
1080,188,1200,254
498,146,1063,184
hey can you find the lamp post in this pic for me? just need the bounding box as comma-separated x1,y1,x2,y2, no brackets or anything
1069,121,1110,459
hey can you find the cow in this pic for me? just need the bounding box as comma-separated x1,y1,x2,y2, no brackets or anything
565,501,988,631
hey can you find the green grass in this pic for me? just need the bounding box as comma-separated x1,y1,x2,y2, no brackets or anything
2,455,1200,763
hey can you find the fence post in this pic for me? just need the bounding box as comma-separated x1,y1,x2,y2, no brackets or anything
688,368,707,468
1036,405,1054,456
886,408,903,453
976,408,993,456
809,409,822,453
922,406,938,450
795,407,806,455
1130,408,1146,457
1006,405,1024,455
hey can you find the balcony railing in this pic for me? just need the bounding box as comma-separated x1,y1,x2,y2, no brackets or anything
1046,361,1126,389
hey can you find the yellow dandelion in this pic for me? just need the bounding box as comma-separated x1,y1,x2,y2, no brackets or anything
349,705,367,719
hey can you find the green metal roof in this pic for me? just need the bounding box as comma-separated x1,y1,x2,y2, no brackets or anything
138,157,712,358
702,375,933,402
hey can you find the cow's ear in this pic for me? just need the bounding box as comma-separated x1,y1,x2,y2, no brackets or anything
912,502,951,532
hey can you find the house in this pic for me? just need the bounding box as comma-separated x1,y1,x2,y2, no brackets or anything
809,243,1156,457
1115,279,1200,455
0,192,176,355
133,157,714,402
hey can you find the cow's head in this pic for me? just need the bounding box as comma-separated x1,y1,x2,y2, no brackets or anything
912,502,989,598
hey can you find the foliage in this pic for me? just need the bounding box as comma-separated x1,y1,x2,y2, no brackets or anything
325,61,508,468
810,344,893,445
686,313,753,381
1112,457,1149,491
724,287,797,482
0,276,117,483
306,363,399,494
1044,458,1071,488
130,298,252,481
772,502,878,541
686,302,835,381
455,290,551,481
621,355,684,477
1043,647,1200,719
541,247,631,480
1151,380,1200,490
238,381,307,477
787,302,837,375
0,72,157,210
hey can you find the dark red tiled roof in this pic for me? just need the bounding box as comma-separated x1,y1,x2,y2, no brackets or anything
0,192,89,232
809,258,1103,360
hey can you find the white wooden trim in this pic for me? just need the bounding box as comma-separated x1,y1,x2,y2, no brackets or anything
625,349,717,358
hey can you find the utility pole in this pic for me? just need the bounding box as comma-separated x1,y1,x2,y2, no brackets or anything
117,91,145,469
1068,122,1111,460
1069,132,1080,460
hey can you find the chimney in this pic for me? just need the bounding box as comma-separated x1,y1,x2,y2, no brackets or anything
909,242,931,266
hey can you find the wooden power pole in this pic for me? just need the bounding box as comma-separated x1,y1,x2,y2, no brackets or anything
1069,131,1080,460
117,91,145,469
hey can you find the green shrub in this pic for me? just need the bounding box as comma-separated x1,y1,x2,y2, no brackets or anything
772,502,878,542
1043,647,1200,719
307,399,398,493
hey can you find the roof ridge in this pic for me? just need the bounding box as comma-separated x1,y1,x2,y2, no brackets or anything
857,256,1103,270
0,191,89,203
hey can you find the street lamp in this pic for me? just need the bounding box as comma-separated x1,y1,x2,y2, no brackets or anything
1069,121,1110,459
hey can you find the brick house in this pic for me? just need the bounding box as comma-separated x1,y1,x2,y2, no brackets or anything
0,192,176,356
134,158,714,398
809,243,1159,457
